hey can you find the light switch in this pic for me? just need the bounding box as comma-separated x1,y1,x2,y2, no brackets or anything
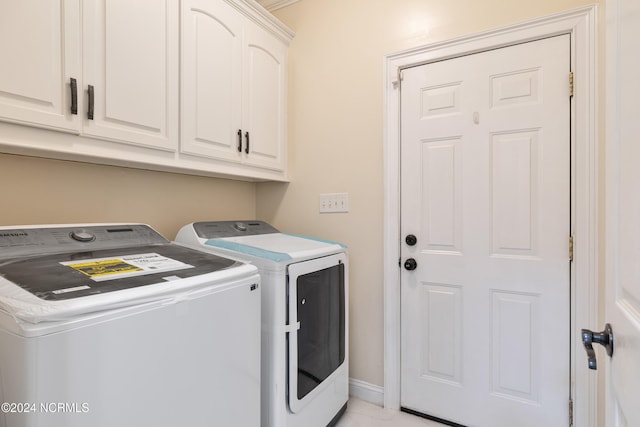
319,193,349,213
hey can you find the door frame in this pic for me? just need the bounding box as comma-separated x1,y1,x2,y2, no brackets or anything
383,6,598,426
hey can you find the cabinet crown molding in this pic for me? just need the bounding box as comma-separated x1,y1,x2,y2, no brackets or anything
230,0,295,43
257,0,301,12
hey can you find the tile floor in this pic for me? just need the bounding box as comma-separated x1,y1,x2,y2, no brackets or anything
335,398,445,427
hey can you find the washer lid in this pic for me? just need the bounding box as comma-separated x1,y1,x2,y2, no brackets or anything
205,233,346,262
0,224,258,323
0,244,237,301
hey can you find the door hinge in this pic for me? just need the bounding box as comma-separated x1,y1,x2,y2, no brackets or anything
569,72,574,97
393,69,404,89
569,398,574,425
569,235,574,262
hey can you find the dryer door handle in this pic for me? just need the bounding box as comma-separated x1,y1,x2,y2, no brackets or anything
284,321,301,333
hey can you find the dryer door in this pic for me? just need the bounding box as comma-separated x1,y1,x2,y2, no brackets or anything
287,253,346,414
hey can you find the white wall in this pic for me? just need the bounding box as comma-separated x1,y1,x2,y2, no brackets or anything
258,0,602,389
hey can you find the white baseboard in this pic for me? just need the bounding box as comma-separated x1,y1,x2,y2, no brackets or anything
348,378,384,406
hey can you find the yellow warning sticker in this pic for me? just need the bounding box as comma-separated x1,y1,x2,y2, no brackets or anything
60,253,193,282
67,259,143,278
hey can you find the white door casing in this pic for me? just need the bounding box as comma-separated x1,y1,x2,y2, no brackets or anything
605,0,640,424
384,7,598,427
400,35,570,426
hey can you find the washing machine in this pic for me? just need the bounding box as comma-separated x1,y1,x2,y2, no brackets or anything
175,221,348,427
0,223,261,427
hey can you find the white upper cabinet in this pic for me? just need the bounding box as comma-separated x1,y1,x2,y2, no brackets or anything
181,0,290,173
0,0,292,181
0,0,178,150
242,22,287,171
181,0,244,162
0,1,81,132
81,0,179,150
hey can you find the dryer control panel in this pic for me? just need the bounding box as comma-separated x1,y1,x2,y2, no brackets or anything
193,221,280,239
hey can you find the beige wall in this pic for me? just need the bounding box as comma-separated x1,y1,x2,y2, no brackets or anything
260,0,601,388
0,153,257,239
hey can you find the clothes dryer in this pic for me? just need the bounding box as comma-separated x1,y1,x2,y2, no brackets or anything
175,221,348,427
0,224,260,427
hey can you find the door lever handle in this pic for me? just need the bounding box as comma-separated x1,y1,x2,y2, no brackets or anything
581,323,613,370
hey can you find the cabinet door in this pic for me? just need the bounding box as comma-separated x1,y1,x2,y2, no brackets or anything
180,0,243,162
0,1,80,132
82,0,179,150
243,24,287,172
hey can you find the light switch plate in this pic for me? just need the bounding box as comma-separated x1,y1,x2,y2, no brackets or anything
319,193,349,213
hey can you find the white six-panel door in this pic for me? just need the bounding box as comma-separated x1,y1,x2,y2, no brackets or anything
400,35,571,426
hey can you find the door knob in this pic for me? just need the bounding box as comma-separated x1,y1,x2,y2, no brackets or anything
405,234,417,246
404,258,417,271
581,323,613,370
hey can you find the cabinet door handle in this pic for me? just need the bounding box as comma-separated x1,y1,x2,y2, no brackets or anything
70,78,78,115
237,129,243,152
245,131,250,154
87,85,95,120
